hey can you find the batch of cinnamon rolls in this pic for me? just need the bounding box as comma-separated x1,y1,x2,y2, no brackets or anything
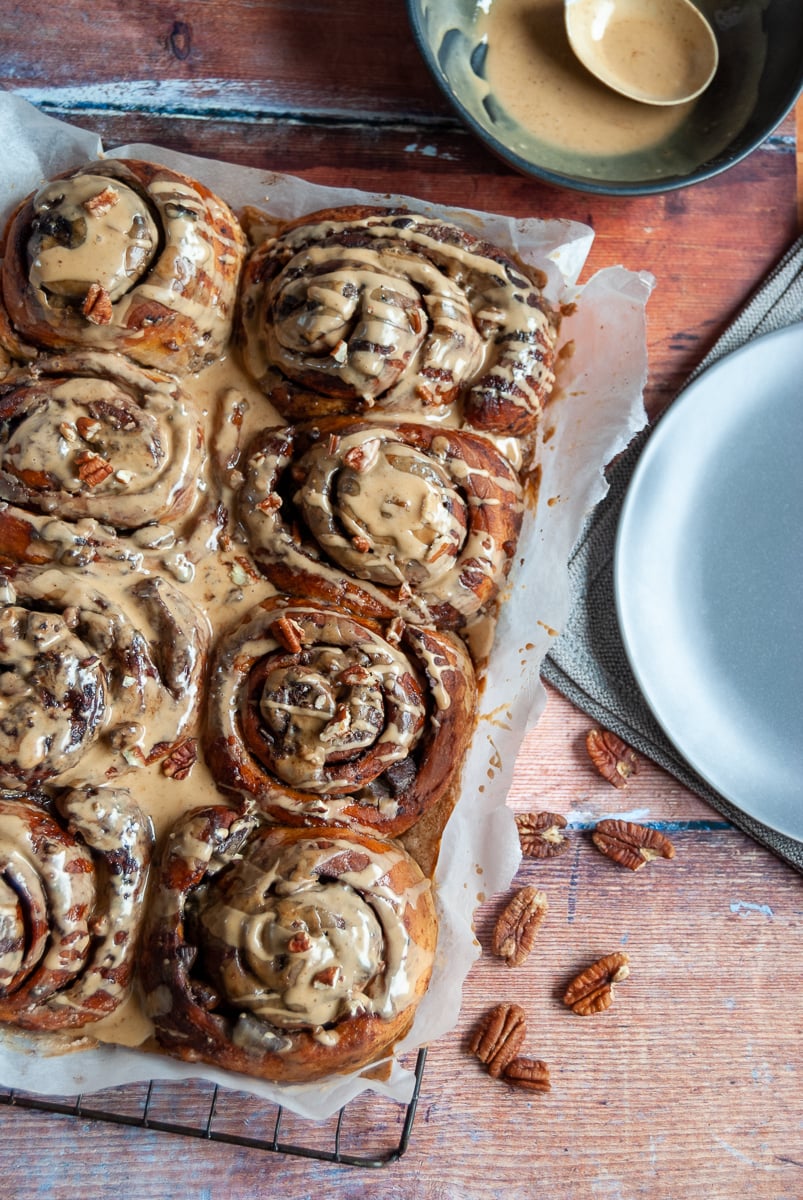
0,159,558,1084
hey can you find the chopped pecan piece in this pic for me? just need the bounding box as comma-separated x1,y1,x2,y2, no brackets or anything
515,810,570,858
76,416,102,441
469,1002,527,1077
343,438,380,473
271,614,305,653
503,1056,551,1093
82,282,114,325
83,185,119,215
230,554,262,583
563,952,630,1016
287,932,312,953
256,493,282,514
491,886,548,968
592,818,675,871
75,450,113,488
161,738,198,781
586,728,639,788
312,965,341,987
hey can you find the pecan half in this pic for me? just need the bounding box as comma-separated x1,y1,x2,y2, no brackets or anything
491,886,548,967
469,1002,527,1077
592,818,675,871
75,450,113,488
271,614,305,653
161,738,198,781
586,728,639,788
515,810,570,858
503,1056,551,1093
563,952,630,1016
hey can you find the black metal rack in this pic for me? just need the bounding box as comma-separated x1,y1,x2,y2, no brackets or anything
0,1046,427,1168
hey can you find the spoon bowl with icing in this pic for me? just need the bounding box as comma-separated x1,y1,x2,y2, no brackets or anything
406,0,803,195
564,0,719,106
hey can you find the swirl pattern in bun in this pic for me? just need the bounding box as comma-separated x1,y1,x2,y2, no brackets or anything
0,565,208,791
0,351,202,529
238,415,524,630
238,205,557,434
204,598,476,836
0,788,153,1030
1,159,246,374
141,810,437,1082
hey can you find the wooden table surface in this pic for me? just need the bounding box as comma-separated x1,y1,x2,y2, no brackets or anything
0,4,801,1197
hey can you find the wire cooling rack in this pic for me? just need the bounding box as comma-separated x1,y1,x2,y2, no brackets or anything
0,1046,427,1167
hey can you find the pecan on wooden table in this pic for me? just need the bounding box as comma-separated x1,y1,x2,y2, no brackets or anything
515,810,570,858
469,1002,527,1077
563,952,630,1016
585,728,639,787
491,886,549,967
503,1056,551,1093
592,818,676,871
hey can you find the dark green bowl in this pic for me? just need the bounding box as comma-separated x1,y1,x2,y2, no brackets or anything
406,0,803,196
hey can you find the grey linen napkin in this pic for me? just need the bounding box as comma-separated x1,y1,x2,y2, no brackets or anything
543,236,803,872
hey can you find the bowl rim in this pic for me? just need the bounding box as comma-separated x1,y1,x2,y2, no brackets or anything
405,0,803,197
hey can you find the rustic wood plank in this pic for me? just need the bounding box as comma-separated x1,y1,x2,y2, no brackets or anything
0,0,447,119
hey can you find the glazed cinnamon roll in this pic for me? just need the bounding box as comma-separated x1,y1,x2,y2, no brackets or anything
0,787,153,1031
0,351,203,529
238,416,524,629
238,206,557,435
141,810,437,1082
1,159,246,374
204,599,476,836
0,564,208,791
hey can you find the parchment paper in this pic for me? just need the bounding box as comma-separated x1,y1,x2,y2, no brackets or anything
0,92,653,1119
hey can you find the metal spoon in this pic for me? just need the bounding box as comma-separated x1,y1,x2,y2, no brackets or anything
564,0,719,106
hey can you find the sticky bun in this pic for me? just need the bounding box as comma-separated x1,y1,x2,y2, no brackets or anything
0,351,202,529
237,416,523,630
238,205,557,434
0,565,208,791
1,159,246,374
141,810,437,1082
203,598,476,836
0,787,152,1030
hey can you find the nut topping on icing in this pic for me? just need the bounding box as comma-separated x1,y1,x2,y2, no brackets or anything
28,176,159,306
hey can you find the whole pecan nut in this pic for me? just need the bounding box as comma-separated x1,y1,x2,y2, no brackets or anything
491,886,548,967
515,811,570,858
586,728,639,788
563,952,630,1016
469,1002,527,1077
592,818,675,871
503,1056,551,1093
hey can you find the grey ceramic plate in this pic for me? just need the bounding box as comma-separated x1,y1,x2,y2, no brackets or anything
615,323,803,841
